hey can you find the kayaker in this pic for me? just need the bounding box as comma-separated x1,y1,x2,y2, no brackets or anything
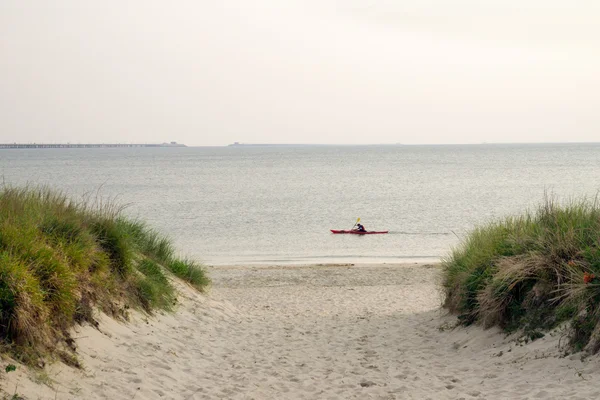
356,223,366,232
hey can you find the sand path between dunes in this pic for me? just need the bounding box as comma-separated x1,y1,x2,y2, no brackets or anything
4,263,600,399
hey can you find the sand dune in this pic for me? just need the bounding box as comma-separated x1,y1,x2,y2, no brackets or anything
3,263,600,399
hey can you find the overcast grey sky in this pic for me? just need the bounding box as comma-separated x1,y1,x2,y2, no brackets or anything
1,1,599,146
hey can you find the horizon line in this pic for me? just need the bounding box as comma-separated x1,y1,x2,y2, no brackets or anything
207,141,600,147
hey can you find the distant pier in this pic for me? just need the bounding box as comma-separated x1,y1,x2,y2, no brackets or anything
0,142,186,149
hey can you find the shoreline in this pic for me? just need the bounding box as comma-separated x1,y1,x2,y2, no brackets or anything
204,257,443,267
3,262,599,399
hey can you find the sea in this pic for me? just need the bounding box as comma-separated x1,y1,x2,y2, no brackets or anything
1,143,600,265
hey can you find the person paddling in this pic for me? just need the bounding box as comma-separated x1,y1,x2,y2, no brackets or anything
355,223,366,232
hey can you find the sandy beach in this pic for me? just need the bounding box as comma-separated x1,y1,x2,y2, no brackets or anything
3,263,600,399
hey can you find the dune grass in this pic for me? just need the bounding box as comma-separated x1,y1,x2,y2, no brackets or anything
0,185,209,364
116,219,210,289
443,195,600,353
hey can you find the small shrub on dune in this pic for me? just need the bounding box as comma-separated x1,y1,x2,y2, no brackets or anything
443,195,600,353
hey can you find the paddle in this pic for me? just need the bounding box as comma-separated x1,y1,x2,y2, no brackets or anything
351,217,360,231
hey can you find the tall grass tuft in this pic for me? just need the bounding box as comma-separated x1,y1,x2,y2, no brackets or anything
116,219,210,289
134,259,176,311
168,258,211,290
0,184,210,364
116,219,175,265
443,194,600,353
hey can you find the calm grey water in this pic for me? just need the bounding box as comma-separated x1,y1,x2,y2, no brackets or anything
1,144,600,265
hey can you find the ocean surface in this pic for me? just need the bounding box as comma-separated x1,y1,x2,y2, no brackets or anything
2,144,600,265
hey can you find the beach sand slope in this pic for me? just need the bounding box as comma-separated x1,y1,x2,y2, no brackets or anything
3,263,600,399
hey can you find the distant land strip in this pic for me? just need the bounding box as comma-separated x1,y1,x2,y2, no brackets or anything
0,142,186,149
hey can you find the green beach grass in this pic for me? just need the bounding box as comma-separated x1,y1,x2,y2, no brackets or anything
0,185,209,365
443,194,600,353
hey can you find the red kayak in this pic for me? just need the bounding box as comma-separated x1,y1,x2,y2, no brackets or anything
330,230,389,235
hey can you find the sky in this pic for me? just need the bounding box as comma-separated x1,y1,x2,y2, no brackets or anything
1,1,599,146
